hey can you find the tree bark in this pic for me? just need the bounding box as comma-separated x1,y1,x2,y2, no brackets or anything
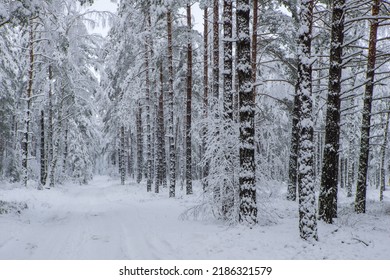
167,8,176,198
297,0,318,241
237,0,257,225
40,110,46,188
202,6,209,192
136,105,143,184
355,0,380,214
145,38,152,192
222,0,234,219
120,126,125,185
287,85,300,201
22,18,35,187
380,111,389,201
186,3,193,195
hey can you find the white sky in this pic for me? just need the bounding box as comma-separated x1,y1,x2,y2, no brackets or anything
87,0,204,36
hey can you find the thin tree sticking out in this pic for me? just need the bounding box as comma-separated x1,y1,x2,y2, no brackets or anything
202,5,209,191
222,0,234,218
318,0,346,224
136,105,143,184
186,3,193,195
287,86,300,201
120,126,125,185
212,0,220,203
380,110,389,202
167,8,176,198
355,0,381,214
22,18,35,187
40,110,46,188
237,0,257,226
297,0,318,241
145,36,152,192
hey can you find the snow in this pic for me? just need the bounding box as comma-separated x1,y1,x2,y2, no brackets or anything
1,176,390,259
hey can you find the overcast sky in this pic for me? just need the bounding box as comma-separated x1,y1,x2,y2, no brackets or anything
87,0,204,36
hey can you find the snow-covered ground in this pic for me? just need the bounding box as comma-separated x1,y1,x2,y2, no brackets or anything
0,176,389,259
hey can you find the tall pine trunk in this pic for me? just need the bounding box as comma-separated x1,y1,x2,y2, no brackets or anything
167,8,176,198
287,85,300,201
237,0,257,225
202,6,209,191
186,3,193,195
22,19,35,187
136,105,143,183
297,0,318,241
355,0,380,214
120,126,125,185
318,0,345,224
145,38,152,192
380,111,389,201
40,110,46,188
222,0,234,218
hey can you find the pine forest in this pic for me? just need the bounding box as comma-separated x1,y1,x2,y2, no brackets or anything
0,0,390,259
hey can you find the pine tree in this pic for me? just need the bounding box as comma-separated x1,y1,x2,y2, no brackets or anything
167,7,176,198
22,18,35,187
185,2,193,195
318,0,346,224
355,0,381,214
202,4,209,191
237,0,257,225
297,0,318,241
222,0,234,218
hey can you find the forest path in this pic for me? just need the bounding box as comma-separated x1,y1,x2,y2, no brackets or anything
1,176,390,259
0,176,215,259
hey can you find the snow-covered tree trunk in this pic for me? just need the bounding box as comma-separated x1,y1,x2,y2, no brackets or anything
222,0,234,219
63,122,68,180
212,0,220,204
49,86,63,189
355,0,380,214
136,105,143,184
145,39,152,192
318,0,345,224
22,18,35,187
297,0,318,241
186,3,193,195
120,126,125,185
167,8,176,198
39,110,46,188
380,111,389,201
251,0,258,88
237,0,257,225
287,86,300,201
202,6,209,191
48,65,54,173
155,62,167,192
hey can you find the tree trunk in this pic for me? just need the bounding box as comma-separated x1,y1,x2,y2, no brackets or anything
40,110,46,188
120,126,125,185
318,0,345,223
355,0,380,214
145,39,152,192
186,3,193,195
287,85,300,201
22,19,35,187
380,111,389,201
222,0,234,219
252,0,258,93
167,8,176,198
297,0,318,241
202,6,209,191
237,0,257,225
136,105,143,183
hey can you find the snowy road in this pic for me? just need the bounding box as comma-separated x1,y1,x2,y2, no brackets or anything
1,176,390,259
0,176,215,259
